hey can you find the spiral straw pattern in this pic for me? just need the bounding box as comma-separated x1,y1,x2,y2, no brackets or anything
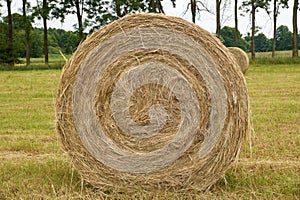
56,13,250,191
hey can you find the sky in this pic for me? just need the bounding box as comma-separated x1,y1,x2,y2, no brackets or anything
2,0,299,38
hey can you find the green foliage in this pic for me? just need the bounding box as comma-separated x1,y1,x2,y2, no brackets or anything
220,26,250,52
255,33,272,52
221,24,298,54
276,0,289,11
32,0,58,20
84,0,149,31
84,0,120,31
276,25,293,50
30,29,44,57
3,13,27,30
53,0,85,22
0,12,80,63
84,0,176,31
52,0,86,40
48,28,80,54
0,21,9,63
241,0,271,12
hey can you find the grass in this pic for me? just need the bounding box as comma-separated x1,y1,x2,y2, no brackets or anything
0,54,69,71
249,50,300,65
0,59,299,198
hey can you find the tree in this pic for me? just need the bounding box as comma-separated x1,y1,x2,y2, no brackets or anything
74,0,83,40
220,26,250,51
11,13,27,58
85,0,144,30
0,18,80,61
254,33,272,51
147,0,176,13
216,0,231,37
220,26,235,46
84,0,176,31
6,0,14,65
148,0,165,13
42,0,49,64
112,0,144,17
48,27,80,54
251,0,257,60
30,28,43,57
276,25,293,50
272,0,288,57
2,13,28,59
33,0,57,64
54,0,91,41
0,2,2,17
190,0,196,23
187,0,212,23
2,13,38,59
216,0,221,37
241,0,271,60
234,0,239,46
0,22,9,63
292,0,298,57
22,0,31,66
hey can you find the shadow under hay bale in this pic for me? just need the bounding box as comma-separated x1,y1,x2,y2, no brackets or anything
56,13,250,192
228,47,249,74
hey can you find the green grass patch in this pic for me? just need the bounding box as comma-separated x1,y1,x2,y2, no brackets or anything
0,156,86,199
0,64,64,71
213,165,300,199
250,56,300,65
248,50,300,65
0,71,59,134
0,54,70,71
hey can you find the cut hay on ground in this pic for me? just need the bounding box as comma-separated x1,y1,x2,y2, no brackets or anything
228,47,249,74
56,13,250,192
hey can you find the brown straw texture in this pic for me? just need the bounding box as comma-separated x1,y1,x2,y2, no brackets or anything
228,47,249,74
56,13,250,191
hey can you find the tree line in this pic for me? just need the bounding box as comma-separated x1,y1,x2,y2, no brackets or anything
0,13,80,62
0,0,299,66
221,25,300,52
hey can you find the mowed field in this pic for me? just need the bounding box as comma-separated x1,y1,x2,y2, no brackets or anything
0,61,299,199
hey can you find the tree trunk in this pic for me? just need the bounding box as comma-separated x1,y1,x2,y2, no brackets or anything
43,0,48,64
272,0,277,58
234,0,239,46
150,0,155,12
251,0,255,60
191,0,196,23
157,0,165,13
115,0,122,17
216,0,221,37
292,0,298,57
7,0,14,66
75,0,83,41
23,0,30,66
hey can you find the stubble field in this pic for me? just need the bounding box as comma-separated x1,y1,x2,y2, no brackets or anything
0,62,299,199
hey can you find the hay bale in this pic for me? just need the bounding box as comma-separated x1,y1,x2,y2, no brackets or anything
56,13,250,191
228,47,249,74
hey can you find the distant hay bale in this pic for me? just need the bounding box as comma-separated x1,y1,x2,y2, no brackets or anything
228,47,249,74
56,13,250,191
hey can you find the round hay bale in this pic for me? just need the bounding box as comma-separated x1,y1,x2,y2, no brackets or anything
56,13,250,191
228,47,249,74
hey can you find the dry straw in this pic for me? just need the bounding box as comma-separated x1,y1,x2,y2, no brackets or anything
56,13,250,192
228,47,249,74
